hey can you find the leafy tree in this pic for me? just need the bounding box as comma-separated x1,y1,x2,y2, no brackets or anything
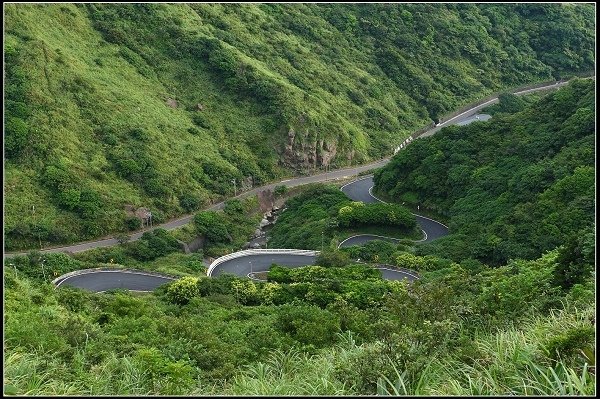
179,193,201,213
553,228,594,290
274,185,289,197
5,117,30,158
193,211,232,244
125,216,142,231
276,304,340,348
57,188,81,211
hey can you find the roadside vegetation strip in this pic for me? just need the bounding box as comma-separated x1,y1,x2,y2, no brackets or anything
367,179,449,228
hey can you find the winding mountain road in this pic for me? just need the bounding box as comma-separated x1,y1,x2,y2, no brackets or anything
5,78,581,259
55,170,443,292
340,176,448,246
54,249,419,292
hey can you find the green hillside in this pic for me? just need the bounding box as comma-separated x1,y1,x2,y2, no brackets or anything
4,3,595,250
374,78,595,267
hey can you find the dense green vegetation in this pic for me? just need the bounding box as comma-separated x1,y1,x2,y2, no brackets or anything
4,3,595,250
4,244,594,395
2,3,595,396
193,197,262,257
481,91,543,115
375,79,595,266
267,184,417,249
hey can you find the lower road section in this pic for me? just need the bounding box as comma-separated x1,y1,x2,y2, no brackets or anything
55,251,418,292
210,253,318,278
54,270,175,293
206,249,418,282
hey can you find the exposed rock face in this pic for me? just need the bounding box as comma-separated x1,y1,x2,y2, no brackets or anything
123,204,136,216
176,239,191,254
240,176,254,191
195,103,204,111
187,236,205,253
257,189,275,212
281,127,338,171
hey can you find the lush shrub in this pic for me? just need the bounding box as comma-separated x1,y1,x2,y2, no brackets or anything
126,228,180,261
337,202,415,229
276,304,340,348
193,211,232,244
125,216,142,231
179,194,201,213
167,276,200,305
274,185,288,197
315,250,350,268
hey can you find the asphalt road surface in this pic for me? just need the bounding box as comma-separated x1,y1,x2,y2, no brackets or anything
338,234,401,248
209,253,318,277
456,113,492,126
209,253,418,282
55,270,175,293
340,176,448,243
55,254,417,291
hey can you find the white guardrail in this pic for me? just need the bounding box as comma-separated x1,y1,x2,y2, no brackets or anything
207,249,319,277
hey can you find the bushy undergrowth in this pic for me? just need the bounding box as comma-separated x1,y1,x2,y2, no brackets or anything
268,184,417,250
3,244,595,395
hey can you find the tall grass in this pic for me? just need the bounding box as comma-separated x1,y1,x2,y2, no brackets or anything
377,305,596,396
222,348,350,395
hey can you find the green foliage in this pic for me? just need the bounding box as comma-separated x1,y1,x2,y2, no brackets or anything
5,116,30,158
544,325,595,362
193,211,232,245
166,276,200,305
223,199,244,216
483,92,539,115
3,241,596,396
276,304,340,348
553,227,595,289
394,252,426,270
178,193,201,213
125,216,142,231
126,228,180,261
342,240,399,264
315,250,351,268
274,185,289,197
269,184,350,249
337,202,416,229
376,79,595,265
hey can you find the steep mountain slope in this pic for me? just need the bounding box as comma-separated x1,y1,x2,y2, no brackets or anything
4,3,595,249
